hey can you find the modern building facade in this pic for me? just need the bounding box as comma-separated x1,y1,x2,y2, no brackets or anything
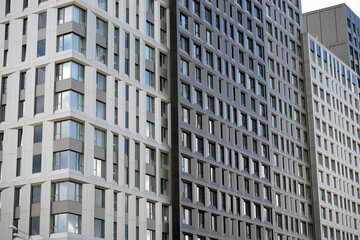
1,0,360,240
0,0,172,239
171,0,313,239
303,32,360,240
303,4,360,75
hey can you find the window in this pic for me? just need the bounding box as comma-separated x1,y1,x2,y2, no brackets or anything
181,59,189,75
94,158,106,178
145,70,155,88
94,219,104,238
147,230,155,240
34,125,43,143
54,91,84,111
54,120,84,141
23,18,28,35
96,101,106,119
183,208,192,225
94,128,106,148
147,201,155,219
58,5,85,25
1,77,7,94
96,72,106,91
56,61,84,82
96,45,107,64
4,23,9,40
146,0,154,14
1,48,9,67
182,156,191,173
16,158,21,176
52,181,81,202
146,95,155,113
96,18,107,37
37,40,46,57
145,45,155,62
31,185,41,204
5,0,11,14
32,155,42,173
145,174,156,192
30,216,40,235
146,21,154,38
98,0,107,11
51,213,81,234
53,150,83,171
182,181,192,199
35,96,44,114
146,121,155,139
38,12,47,29
95,188,105,208
180,14,188,29
57,33,85,53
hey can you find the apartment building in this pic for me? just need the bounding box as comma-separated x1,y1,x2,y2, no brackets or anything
0,0,172,239
303,4,360,75
303,33,360,240
171,0,312,239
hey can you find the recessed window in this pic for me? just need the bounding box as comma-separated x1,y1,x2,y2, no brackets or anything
32,155,42,173
58,5,86,25
53,150,83,172
37,40,46,57
51,213,81,234
34,125,43,143
38,12,47,29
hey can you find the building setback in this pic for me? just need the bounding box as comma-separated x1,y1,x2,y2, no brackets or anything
303,4,360,75
0,0,360,240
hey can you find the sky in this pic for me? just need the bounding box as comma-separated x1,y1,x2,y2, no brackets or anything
302,0,360,16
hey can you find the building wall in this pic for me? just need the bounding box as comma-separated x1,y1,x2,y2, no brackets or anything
0,0,172,239
265,0,313,239
303,32,360,240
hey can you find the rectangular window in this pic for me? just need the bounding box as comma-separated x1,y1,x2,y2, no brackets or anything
30,216,40,235
98,0,107,11
36,67,45,85
94,128,106,148
31,185,41,204
38,12,47,29
54,120,84,141
97,72,106,91
53,150,83,172
34,125,43,143
32,155,42,173
56,61,84,82
51,213,81,234
37,40,46,57
57,33,85,53
35,96,44,114
58,5,85,26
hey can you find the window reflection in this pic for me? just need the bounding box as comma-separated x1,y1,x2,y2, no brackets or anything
57,33,85,54
51,213,81,234
53,150,83,172
54,90,84,111
56,61,84,82
58,5,85,26
52,181,81,202
54,120,84,141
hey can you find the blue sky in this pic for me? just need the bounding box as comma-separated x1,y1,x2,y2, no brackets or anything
302,0,360,16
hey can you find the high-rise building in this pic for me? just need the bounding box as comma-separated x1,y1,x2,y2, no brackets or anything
171,0,312,239
0,0,172,239
303,4,360,75
302,32,360,240
1,0,360,240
